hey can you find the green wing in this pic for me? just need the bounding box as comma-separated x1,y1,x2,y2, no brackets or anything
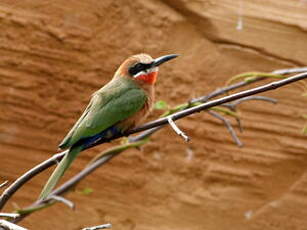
59,78,147,149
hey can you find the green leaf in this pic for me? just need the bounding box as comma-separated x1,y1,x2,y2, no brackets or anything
154,100,168,110
302,126,307,134
226,72,284,86
17,202,54,215
81,187,93,195
209,106,240,118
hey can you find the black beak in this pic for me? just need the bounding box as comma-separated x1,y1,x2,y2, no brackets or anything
152,54,179,67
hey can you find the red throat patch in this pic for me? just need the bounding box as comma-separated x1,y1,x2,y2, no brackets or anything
136,71,158,85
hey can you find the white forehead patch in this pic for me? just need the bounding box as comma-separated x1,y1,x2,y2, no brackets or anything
132,54,153,64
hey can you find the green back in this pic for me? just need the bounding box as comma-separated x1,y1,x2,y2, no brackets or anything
59,77,147,149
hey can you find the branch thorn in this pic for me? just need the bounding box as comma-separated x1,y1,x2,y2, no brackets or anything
82,223,112,230
48,195,75,210
167,116,190,142
0,213,20,219
0,181,8,189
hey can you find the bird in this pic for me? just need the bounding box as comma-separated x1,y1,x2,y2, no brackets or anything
39,53,178,200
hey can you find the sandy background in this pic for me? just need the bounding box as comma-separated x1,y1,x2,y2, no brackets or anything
1,0,307,229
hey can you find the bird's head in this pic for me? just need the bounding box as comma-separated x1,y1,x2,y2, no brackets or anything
115,53,178,85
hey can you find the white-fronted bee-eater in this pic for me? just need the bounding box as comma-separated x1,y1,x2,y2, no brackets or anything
39,53,178,199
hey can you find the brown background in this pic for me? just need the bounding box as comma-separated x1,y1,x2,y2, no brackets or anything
1,0,307,229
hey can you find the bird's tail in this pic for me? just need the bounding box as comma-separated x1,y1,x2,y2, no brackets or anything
39,145,82,200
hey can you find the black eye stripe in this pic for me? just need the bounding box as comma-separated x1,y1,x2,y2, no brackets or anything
135,63,144,72
129,63,152,76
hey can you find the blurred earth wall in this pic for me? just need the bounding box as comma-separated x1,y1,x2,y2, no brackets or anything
1,0,307,229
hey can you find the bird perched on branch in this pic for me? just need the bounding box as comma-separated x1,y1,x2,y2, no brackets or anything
39,53,178,199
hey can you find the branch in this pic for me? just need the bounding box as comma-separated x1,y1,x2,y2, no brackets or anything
10,71,307,223
1,68,306,220
0,220,27,230
0,152,67,210
128,72,307,134
1,67,304,211
82,223,112,230
12,140,148,222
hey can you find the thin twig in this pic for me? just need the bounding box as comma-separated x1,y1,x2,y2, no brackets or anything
167,116,190,142
231,96,277,106
0,213,19,219
208,111,243,146
272,67,307,75
0,220,27,230
0,182,8,190
82,223,112,230
223,96,277,108
218,101,242,131
236,117,243,133
128,126,164,143
191,79,265,104
222,95,277,132
48,195,74,209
